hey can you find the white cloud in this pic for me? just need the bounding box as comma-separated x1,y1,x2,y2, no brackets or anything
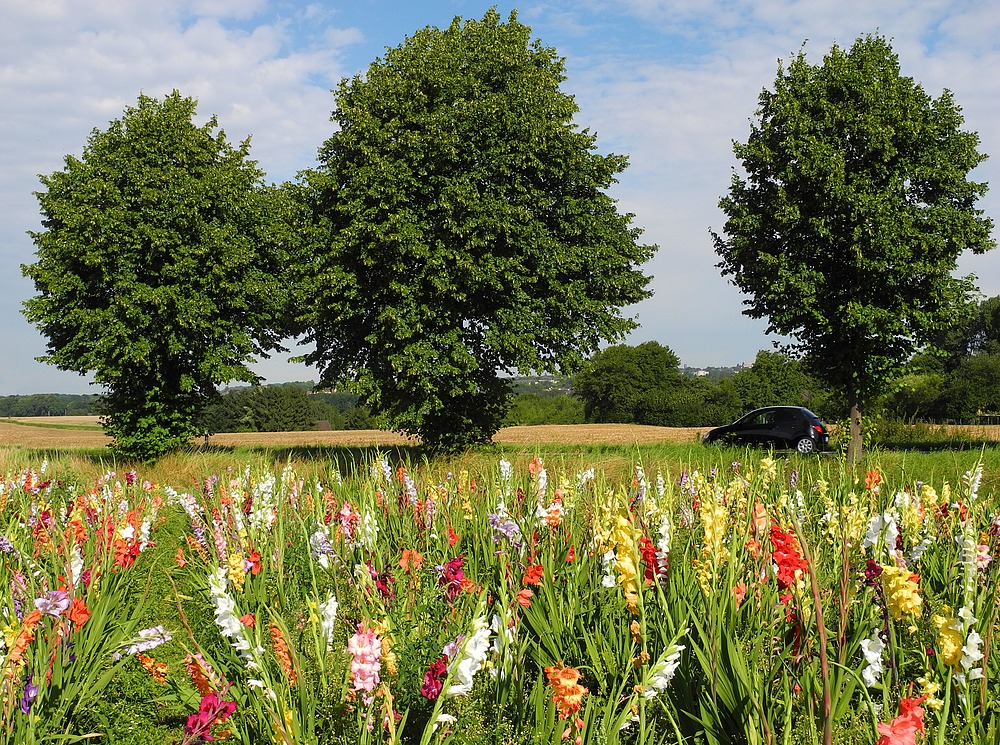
2,0,999,393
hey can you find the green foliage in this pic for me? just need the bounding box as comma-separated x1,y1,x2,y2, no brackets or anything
22,91,296,461
938,352,1000,419
0,394,98,417
202,385,317,433
504,393,585,426
729,350,830,416
293,9,655,452
574,342,683,423
713,35,995,460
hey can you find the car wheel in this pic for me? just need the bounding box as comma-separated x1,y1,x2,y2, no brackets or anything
795,437,815,454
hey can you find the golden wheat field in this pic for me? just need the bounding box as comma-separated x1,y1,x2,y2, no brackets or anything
0,416,708,449
6,416,1000,452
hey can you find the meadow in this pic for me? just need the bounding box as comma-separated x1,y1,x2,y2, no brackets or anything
3,420,1000,744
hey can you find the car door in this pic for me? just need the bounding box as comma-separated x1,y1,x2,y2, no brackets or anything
772,408,801,446
737,408,777,445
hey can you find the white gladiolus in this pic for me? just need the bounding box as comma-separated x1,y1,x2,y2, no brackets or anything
446,615,491,697
644,643,685,698
860,630,885,687
319,594,339,651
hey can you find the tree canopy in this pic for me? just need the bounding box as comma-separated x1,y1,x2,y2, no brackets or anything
712,35,994,462
22,91,295,460
573,341,683,423
292,9,655,451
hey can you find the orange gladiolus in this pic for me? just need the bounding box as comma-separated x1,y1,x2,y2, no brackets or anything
270,622,297,685
866,469,883,493
516,588,534,608
68,597,90,631
137,653,168,684
400,549,424,573
184,654,215,696
544,663,588,720
5,610,43,676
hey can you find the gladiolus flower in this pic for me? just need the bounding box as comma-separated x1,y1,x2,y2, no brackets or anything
732,581,747,610
175,547,188,568
270,621,297,685
545,663,588,720
137,653,168,684
184,654,216,696
247,550,262,575
347,623,382,704
769,525,807,591
399,549,423,573
524,563,544,585
184,691,237,742
866,470,883,493
420,656,448,700
882,566,922,620
933,609,963,668
34,589,71,618
516,588,534,608
876,696,926,745
68,597,90,631
240,613,255,627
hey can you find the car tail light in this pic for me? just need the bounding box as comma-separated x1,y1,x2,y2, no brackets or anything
813,425,825,434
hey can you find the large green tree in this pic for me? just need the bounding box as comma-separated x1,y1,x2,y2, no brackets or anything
22,92,294,460
712,35,994,462
573,341,683,423
293,10,655,451
730,350,830,416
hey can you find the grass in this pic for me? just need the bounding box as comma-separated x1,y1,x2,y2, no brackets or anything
4,437,1000,743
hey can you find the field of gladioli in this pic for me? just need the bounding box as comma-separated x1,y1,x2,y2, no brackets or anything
3,445,1000,744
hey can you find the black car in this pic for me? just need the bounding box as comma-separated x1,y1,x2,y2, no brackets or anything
702,406,829,453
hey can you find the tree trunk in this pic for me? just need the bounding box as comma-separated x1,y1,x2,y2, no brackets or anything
847,392,863,465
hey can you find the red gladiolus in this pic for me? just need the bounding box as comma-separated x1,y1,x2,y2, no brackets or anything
524,563,544,586
247,550,262,575
769,525,808,591
420,656,448,700
639,535,660,583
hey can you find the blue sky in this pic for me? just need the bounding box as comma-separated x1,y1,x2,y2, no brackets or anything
2,0,999,395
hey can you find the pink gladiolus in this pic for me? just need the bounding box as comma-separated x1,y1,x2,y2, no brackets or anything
183,691,237,743
347,623,382,704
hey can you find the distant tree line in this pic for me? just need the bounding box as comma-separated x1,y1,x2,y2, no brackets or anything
563,297,1000,429
571,342,835,428
883,296,1000,422
0,394,99,417
199,383,376,434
